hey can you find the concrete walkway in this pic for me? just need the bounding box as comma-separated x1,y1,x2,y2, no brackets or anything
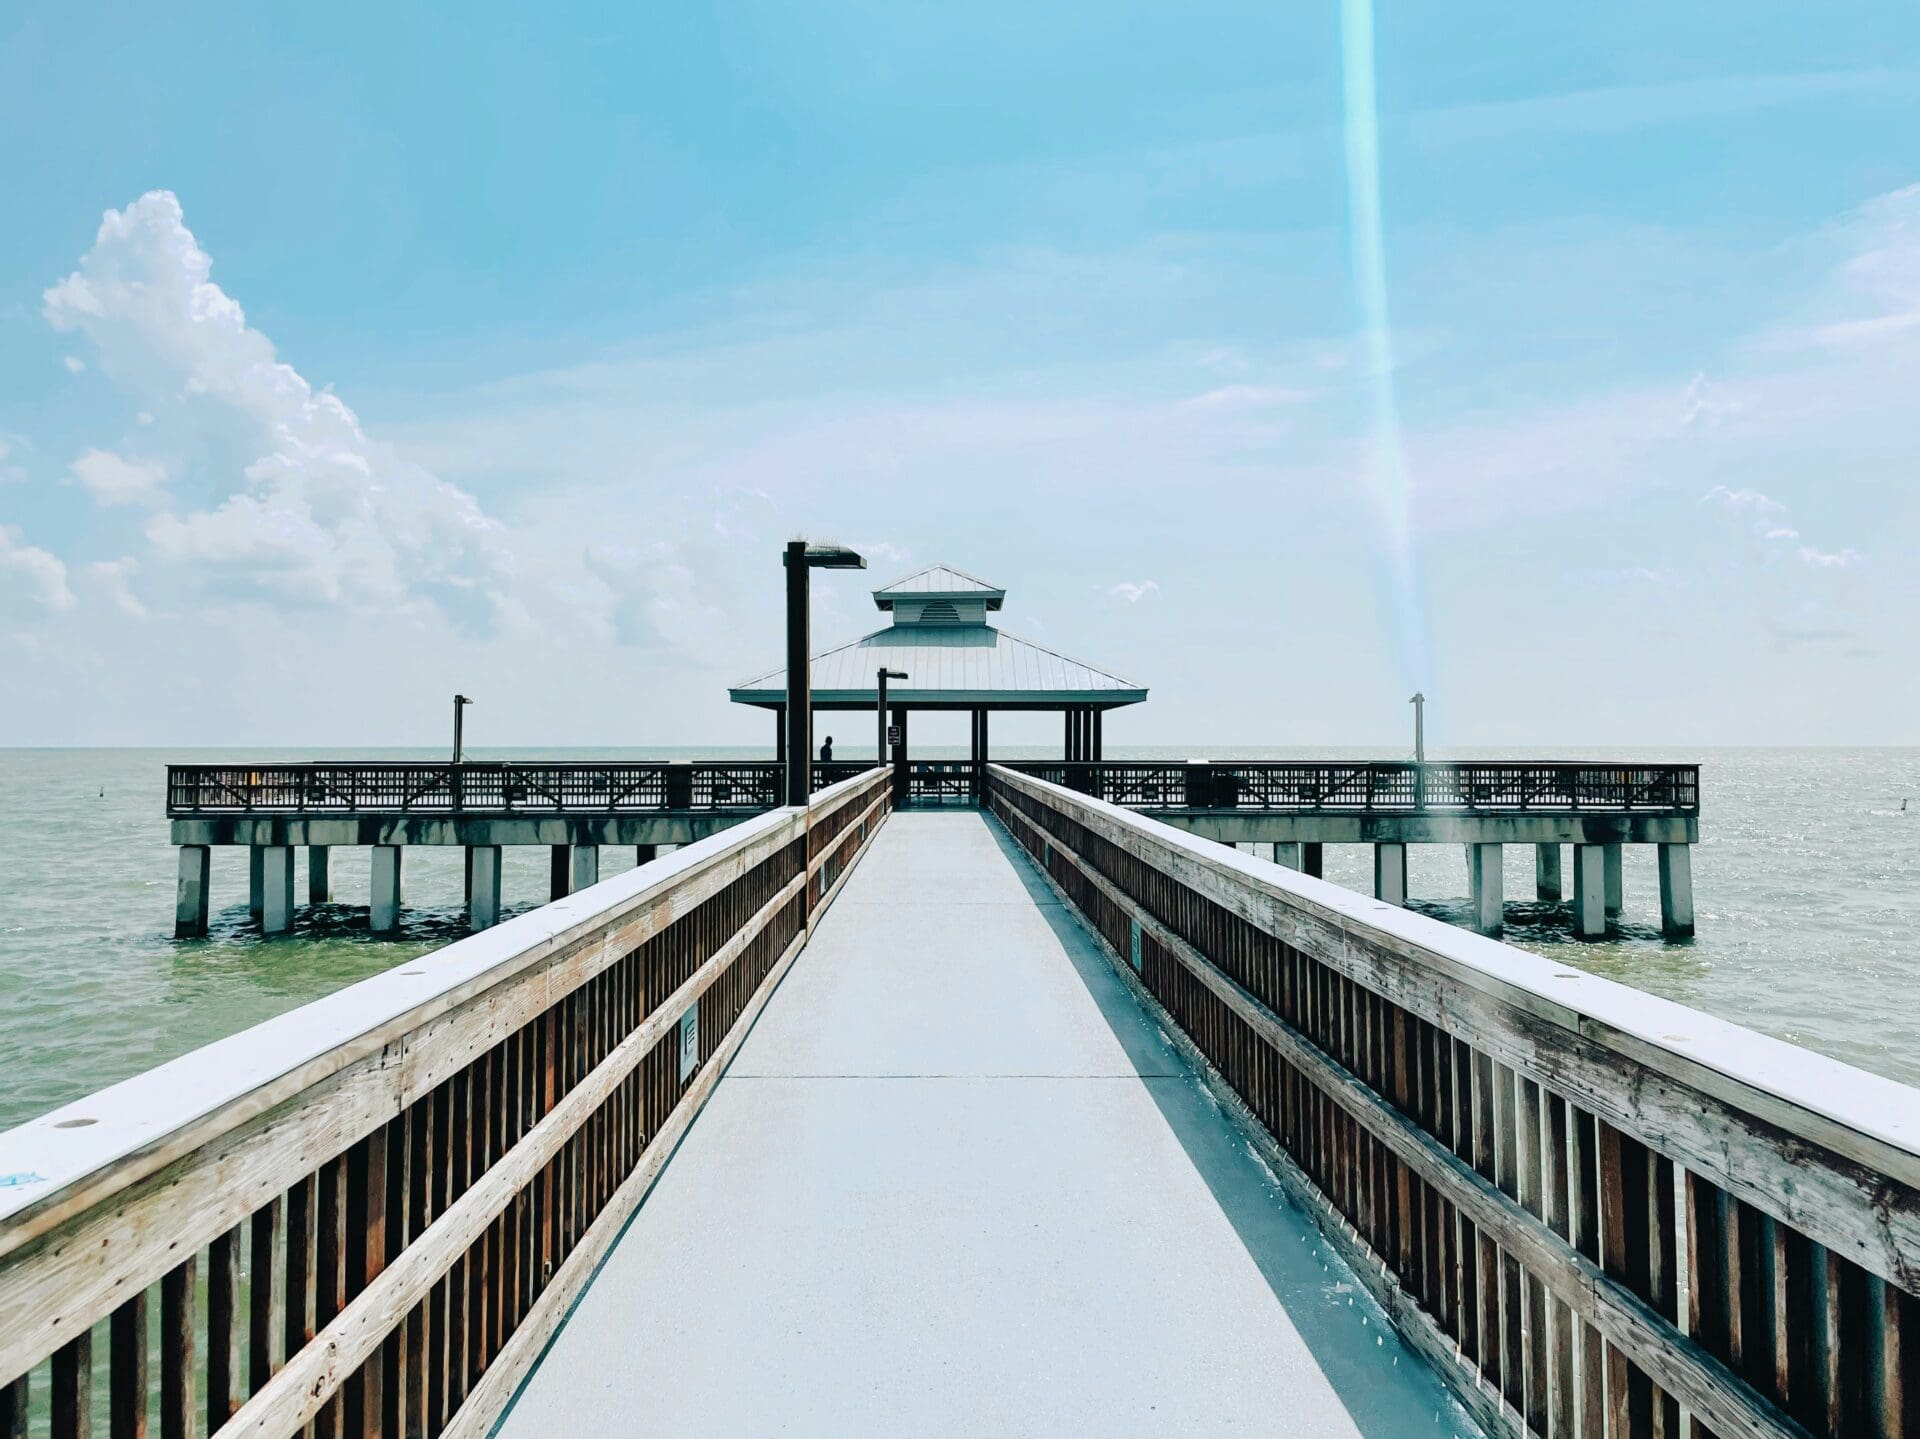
496,811,1481,1438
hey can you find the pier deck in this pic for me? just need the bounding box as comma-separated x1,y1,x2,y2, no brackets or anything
496,810,1473,1436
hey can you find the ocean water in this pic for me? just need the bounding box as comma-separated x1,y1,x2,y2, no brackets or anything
0,746,1916,1132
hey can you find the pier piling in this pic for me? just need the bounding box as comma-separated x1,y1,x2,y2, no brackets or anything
261,845,295,934
1469,842,1504,934
549,845,572,901
1573,843,1607,938
571,845,599,894
174,845,210,938
1535,843,1562,901
1301,842,1323,877
1603,843,1624,917
468,845,502,929
370,845,403,932
1272,842,1302,870
1659,842,1695,937
307,845,331,904
635,844,658,865
1373,842,1407,906
247,845,263,917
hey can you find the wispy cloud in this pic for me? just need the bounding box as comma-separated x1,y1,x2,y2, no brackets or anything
0,525,75,611
66,448,167,507
1105,579,1160,603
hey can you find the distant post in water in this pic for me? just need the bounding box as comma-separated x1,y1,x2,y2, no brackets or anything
784,541,866,807
876,667,908,766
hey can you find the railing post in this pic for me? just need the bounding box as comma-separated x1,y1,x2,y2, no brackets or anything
666,762,693,810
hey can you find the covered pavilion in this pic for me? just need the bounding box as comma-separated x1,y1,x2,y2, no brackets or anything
729,564,1147,772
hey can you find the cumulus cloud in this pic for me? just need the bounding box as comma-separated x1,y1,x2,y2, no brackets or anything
0,526,76,611
67,448,167,507
45,191,514,631
1106,579,1160,603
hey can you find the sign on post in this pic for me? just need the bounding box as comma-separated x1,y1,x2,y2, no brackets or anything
886,725,902,747
679,1003,699,1082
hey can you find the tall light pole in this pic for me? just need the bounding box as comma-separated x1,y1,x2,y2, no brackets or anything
453,693,474,763
1409,691,1426,809
877,668,908,766
784,541,866,806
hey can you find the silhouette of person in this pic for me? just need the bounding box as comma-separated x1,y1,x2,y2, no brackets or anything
819,736,834,762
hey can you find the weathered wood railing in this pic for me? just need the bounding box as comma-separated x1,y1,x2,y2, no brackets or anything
0,766,891,1439
988,765,1917,1439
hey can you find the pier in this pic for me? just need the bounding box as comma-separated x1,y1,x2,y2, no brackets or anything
163,565,1699,942
5,764,1916,1439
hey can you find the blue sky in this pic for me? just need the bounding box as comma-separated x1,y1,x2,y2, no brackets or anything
2,1,1918,747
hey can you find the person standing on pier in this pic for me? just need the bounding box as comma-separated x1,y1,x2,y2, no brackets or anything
819,735,834,762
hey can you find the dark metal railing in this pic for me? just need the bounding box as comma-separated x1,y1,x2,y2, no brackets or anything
165,761,855,816
904,760,978,805
999,761,1699,814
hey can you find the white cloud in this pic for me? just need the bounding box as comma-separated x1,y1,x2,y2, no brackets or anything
63,355,85,374
1700,484,1786,515
1798,545,1865,569
67,448,168,507
0,526,75,611
86,558,149,619
45,191,514,632
1106,579,1160,603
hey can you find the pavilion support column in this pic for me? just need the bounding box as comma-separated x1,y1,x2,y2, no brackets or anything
1063,708,1075,761
308,846,332,904
248,845,264,916
468,845,502,930
891,706,909,806
775,708,786,762
261,845,296,935
1572,843,1607,939
1603,843,1624,916
1373,842,1407,906
1301,842,1324,879
1092,709,1103,761
1469,842,1504,935
571,844,599,893
1658,843,1695,938
370,845,403,933
1535,843,1563,901
175,845,211,938
549,845,572,901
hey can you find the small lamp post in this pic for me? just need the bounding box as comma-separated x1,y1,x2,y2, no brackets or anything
784,541,866,806
876,668,908,766
1409,691,1426,809
453,693,474,810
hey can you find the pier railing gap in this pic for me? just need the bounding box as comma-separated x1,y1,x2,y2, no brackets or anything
987,765,1918,1439
0,767,892,1439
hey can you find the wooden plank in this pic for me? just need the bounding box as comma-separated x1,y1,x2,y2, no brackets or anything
52,1328,90,1439
208,1222,243,1430
160,1258,193,1439
110,1292,147,1439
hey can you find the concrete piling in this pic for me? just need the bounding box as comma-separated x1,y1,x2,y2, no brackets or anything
469,845,503,930
1535,844,1562,901
1659,843,1695,938
1573,844,1607,939
308,846,332,904
571,845,599,893
371,845,403,932
1301,843,1323,878
262,845,296,934
175,845,211,938
1469,843,1504,935
636,844,658,865
248,845,264,917
1271,842,1302,870
1603,844,1624,917
550,845,572,901
1373,843,1407,906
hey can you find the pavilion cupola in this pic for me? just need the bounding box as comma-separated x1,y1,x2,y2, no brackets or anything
871,564,1006,628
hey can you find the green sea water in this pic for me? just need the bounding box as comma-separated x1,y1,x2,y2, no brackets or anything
2,745,1916,1131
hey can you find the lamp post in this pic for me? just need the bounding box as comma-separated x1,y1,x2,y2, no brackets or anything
877,668,908,767
1409,691,1425,809
784,541,866,806
453,693,474,809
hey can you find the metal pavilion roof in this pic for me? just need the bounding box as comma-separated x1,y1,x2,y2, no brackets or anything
871,563,1005,609
730,563,1147,712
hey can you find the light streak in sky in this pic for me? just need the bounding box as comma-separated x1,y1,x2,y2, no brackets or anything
1340,0,1433,702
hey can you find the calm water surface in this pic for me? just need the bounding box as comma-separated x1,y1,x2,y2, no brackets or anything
1,746,1916,1130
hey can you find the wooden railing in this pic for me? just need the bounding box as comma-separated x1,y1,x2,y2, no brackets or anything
165,761,864,816
988,766,1916,1439
1000,761,1701,814
0,767,892,1439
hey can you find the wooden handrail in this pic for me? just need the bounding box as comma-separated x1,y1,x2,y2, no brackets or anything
987,764,1916,1439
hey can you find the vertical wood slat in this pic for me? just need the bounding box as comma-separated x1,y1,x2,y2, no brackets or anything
52,1328,91,1439
208,1222,243,1431
250,1195,285,1395
0,1373,25,1439
160,1258,195,1439
110,1293,148,1439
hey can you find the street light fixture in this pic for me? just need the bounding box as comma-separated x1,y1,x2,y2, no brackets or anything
1409,691,1426,809
453,693,475,763
784,541,867,805
876,668,908,766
